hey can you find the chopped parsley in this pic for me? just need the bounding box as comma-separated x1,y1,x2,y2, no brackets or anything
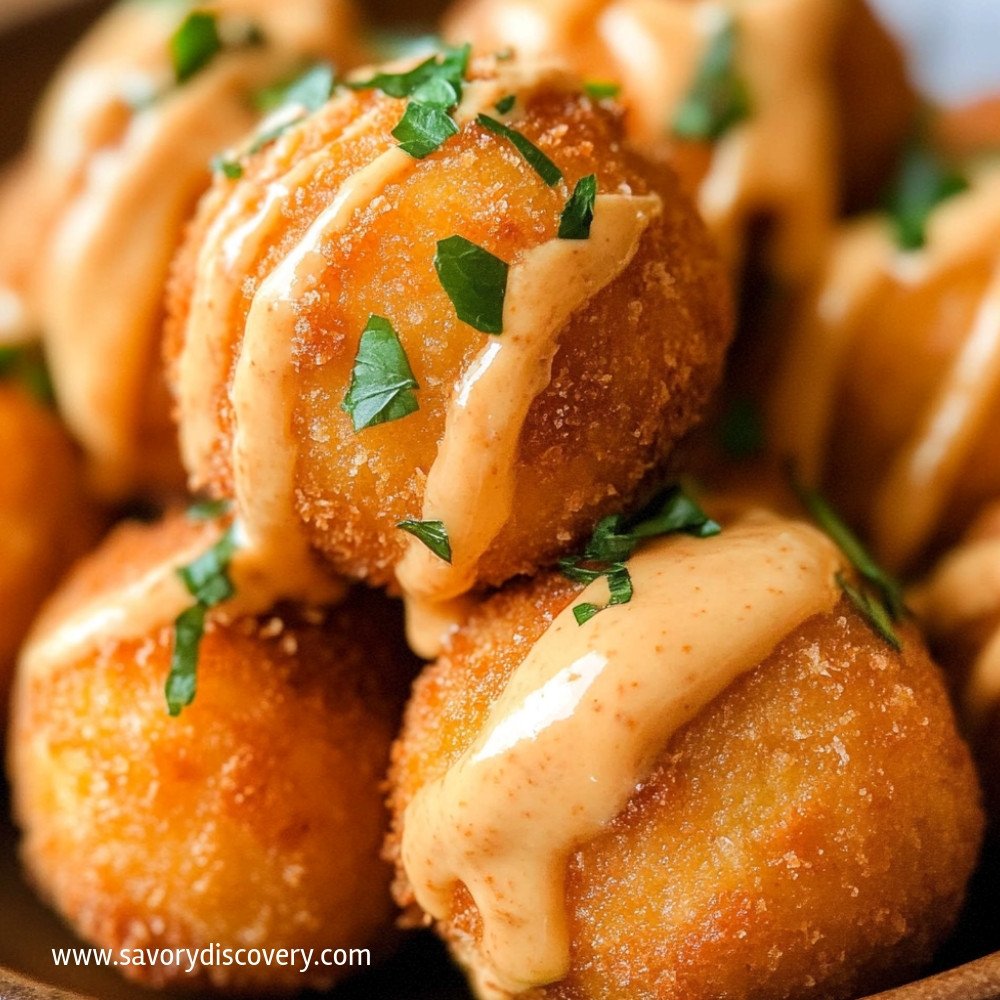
672,15,750,142
434,235,509,334
584,80,621,100
0,343,55,406
561,485,720,624
254,61,336,115
558,174,597,239
393,101,460,158
494,94,516,114
342,315,420,431
885,138,968,251
349,44,471,160
792,479,906,649
216,62,336,174
170,11,223,84
186,497,232,521
397,519,452,562
718,397,764,459
476,114,563,187
166,523,238,716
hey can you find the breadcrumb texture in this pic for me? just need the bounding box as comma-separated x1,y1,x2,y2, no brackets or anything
0,386,100,706
9,515,417,992
388,573,984,1000
166,67,732,588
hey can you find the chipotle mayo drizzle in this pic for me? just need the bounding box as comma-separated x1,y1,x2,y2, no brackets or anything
771,166,1000,570
401,512,843,996
395,194,661,620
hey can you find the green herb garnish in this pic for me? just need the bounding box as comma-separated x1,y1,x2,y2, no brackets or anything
885,139,968,251
186,497,232,521
392,101,460,158
211,155,244,179
0,344,55,406
476,114,563,186
558,174,597,239
792,479,906,649
254,62,335,114
718,397,764,459
434,235,509,334
170,11,223,84
494,94,516,114
342,315,420,431
397,519,452,562
561,484,720,624
349,44,471,159
584,80,620,100
166,523,238,716
672,15,750,142
346,43,470,100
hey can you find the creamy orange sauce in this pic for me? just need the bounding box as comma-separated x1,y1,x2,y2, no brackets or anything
912,526,1000,728
401,512,843,996
396,193,661,652
448,0,843,282
770,165,1000,570
25,0,355,496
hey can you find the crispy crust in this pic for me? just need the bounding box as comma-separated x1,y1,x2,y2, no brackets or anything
388,570,984,1000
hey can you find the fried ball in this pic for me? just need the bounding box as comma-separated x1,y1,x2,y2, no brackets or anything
913,502,1000,806
388,520,983,1000
0,382,100,710
166,55,731,598
768,161,1000,573
8,513,415,992
11,0,362,498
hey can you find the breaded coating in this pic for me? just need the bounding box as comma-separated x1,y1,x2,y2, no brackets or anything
388,572,984,1000
166,65,731,589
0,385,100,708
9,515,417,991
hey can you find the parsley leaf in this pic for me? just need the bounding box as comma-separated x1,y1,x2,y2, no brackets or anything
342,315,420,431
434,235,509,334
837,572,902,652
885,139,968,251
792,479,906,650
170,11,223,84
212,155,244,179
718,397,764,459
0,344,55,406
476,114,563,187
253,62,335,114
792,480,906,620
392,101,459,157
347,44,469,100
584,80,620,100
558,174,597,239
672,15,750,142
166,524,239,716
561,484,719,624
494,94,516,114
398,519,452,562
186,498,232,521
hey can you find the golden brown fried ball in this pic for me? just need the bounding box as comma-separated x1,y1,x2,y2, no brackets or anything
0,384,100,709
768,162,1000,573
166,58,731,592
10,0,362,498
9,513,415,992
388,542,983,999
